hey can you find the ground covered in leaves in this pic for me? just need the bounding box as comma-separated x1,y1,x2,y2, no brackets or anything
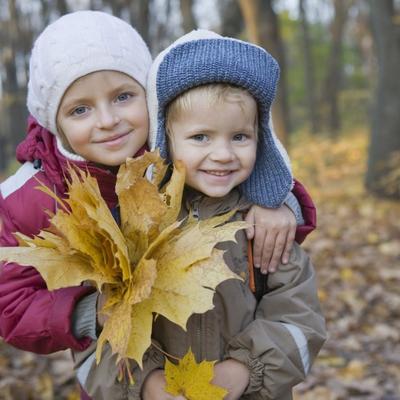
1,129,399,399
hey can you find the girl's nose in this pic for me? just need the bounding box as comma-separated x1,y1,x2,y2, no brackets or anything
96,106,120,129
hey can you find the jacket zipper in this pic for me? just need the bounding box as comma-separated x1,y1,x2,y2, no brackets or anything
191,200,204,359
192,200,200,219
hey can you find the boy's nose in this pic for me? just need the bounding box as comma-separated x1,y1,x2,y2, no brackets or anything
96,106,120,129
209,144,236,162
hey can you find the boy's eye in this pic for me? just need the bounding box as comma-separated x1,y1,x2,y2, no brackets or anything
191,134,208,142
233,133,247,141
71,106,88,116
116,92,133,102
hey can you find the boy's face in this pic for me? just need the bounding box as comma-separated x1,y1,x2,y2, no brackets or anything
169,92,257,198
56,70,148,166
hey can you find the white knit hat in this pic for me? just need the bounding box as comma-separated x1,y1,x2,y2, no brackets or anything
27,10,152,137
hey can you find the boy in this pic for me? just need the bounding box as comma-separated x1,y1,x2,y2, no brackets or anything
141,30,327,399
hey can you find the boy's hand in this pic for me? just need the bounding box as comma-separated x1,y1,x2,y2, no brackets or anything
212,359,250,400
245,204,296,274
142,369,186,400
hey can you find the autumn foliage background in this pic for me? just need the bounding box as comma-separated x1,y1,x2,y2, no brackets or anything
0,1,399,399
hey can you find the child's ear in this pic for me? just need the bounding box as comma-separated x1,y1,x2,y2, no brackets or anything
166,132,175,160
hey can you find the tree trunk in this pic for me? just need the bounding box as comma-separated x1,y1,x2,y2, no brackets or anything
2,0,28,162
238,0,290,145
218,0,243,37
56,0,69,15
152,0,173,54
128,0,151,45
299,0,320,134
180,0,197,33
365,0,400,199
323,0,351,135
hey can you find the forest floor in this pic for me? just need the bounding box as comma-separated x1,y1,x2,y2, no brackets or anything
1,128,399,399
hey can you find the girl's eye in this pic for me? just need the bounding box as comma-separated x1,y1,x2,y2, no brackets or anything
116,92,133,102
191,134,208,142
71,106,88,116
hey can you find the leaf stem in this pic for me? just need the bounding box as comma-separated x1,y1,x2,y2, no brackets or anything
151,339,180,361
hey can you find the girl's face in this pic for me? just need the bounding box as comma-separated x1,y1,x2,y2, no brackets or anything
56,71,148,166
168,92,258,198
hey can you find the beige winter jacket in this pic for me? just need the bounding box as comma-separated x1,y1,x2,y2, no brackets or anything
74,188,327,399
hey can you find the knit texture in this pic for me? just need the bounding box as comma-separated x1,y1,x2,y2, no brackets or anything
148,30,293,208
27,10,152,137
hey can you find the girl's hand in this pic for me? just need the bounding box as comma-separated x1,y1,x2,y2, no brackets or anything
212,359,250,400
142,369,186,400
245,204,296,274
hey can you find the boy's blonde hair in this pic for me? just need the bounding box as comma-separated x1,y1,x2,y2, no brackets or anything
166,83,258,138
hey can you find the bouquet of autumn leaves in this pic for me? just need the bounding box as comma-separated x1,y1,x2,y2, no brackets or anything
0,151,245,369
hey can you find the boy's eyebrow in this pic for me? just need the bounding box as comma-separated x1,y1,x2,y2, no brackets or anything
185,126,215,133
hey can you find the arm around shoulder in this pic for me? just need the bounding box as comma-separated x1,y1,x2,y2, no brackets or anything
292,179,317,244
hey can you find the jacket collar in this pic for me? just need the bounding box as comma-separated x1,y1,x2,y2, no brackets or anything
183,187,250,220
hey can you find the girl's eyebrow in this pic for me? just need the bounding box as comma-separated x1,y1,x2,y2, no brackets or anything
60,83,140,112
109,83,139,96
59,96,91,113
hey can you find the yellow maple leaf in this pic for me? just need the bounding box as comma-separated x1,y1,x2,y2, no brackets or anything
0,151,246,367
165,349,228,400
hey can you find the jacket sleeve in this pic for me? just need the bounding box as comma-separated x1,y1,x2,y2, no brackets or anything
74,341,165,400
293,179,317,244
0,191,95,354
225,244,327,399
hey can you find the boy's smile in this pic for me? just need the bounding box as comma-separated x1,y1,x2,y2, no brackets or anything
168,92,258,198
56,70,149,166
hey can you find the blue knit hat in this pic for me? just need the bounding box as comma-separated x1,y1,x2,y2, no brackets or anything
147,30,293,208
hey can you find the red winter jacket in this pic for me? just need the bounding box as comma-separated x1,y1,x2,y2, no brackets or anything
0,117,316,356
0,117,123,354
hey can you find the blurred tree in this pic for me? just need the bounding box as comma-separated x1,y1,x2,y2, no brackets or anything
352,1,374,81
102,0,125,17
151,0,175,54
366,0,400,199
129,0,151,45
218,0,243,37
323,0,352,135
56,0,69,15
0,0,29,170
180,0,197,32
40,0,51,26
299,0,320,134
238,0,291,144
